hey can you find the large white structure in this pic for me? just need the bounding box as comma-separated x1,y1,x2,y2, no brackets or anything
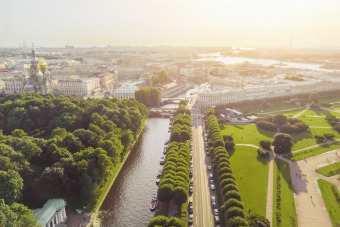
116,66,145,81
33,199,67,227
197,80,340,108
113,86,138,99
56,77,100,97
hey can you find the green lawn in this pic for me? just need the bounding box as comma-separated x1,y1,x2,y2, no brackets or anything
297,116,331,127
316,161,340,177
252,104,301,113
227,146,269,217
272,158,298,227
220,124,340,151
259,109,304,117
284,143,340,161
301,109,340,117
317,179,340,227
285,143,340,161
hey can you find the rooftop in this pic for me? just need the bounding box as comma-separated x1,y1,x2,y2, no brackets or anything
33,199,66,226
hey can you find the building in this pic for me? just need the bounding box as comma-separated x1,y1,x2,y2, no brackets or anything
160,79,187,98
197,80,340,108
33,199,67,227
113,85,138,99
96,72,116,89
116,66,145,81
4,45,56,94
56,78,100,97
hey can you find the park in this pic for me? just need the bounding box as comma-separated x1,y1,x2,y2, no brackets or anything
212,93,340,227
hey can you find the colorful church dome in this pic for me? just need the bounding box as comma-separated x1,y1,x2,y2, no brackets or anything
36,71,43,77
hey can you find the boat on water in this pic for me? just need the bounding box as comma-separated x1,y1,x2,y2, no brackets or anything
160,157,165,165
150,203,156,211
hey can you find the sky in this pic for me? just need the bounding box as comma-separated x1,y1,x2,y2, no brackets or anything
1,0,340,47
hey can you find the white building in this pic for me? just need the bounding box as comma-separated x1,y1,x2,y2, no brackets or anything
56,77,100,97
113,86,138,99
33,199,67,227
116,66,145,81
179,67,195,78
197,80,340,108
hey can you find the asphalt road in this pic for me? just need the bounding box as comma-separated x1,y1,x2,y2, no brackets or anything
190,112,215,227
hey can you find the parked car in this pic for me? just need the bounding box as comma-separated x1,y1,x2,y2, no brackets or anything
188,214,194,224
214,216,220,224
208,166,212,170
210,184,215,190
190,170,193,177
210,180,214,184
214,209,219,216
211,196,216,203
189,200,193,206
211,201,217,209
189,186,193,193
189,205,193,214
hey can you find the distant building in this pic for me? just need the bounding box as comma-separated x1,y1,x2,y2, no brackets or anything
4,44,57,94
116,66,145,81
95,72,116,90
33,198,67,227
113,86,138,99
159,79,187,98
56,77,100,97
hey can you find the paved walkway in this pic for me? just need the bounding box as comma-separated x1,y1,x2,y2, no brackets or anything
309,126,332,128
292,138,340,153
275,151,340,227
293,105,309,118
257,107,303,115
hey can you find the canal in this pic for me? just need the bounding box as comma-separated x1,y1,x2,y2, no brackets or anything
98,118,170,227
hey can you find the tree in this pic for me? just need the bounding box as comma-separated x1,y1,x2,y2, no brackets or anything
323,133,335,140
179,100,186,106
246,213,270,227
222,198,244,211
272,133,293,154
225,140,235,150
310,92,320,104
0,200,39,227
227,206,245,219
229,216,249,227
158,184,173,202
0,170,23,204
259,140,271,150
273,114,287,127
173,186,187,205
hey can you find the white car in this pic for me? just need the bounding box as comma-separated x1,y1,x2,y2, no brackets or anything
210,184,215,190
208,166,212,170
214,208,219,216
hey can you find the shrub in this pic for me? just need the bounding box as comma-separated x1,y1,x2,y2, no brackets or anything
323,133,335,140
158,184,174,202
259,140,271,150
222,198,244,211
229,217,249,227
257,148,269,156
223,184,239,194
246,213,270,227
225,190,241,201
314,134,325,142
218,166,232,176
225,140,235,149
220,173,235,182
272,133,293,154
227,206,245,219
218,162,230,170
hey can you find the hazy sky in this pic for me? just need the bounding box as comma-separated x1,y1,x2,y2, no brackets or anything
1,0,340,47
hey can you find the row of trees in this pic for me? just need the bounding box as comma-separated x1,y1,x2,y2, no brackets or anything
0,93,148,223
170,107,191,143
149,104,192,227
206,109,249,227
256,114,309,134
147,216,182,227
135,88,161,107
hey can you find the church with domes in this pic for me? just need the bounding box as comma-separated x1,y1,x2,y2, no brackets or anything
4,44,57,95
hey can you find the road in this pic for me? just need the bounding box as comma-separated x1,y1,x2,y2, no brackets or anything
191,110,215,227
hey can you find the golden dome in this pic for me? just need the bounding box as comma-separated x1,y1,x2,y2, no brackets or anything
39,55,47,68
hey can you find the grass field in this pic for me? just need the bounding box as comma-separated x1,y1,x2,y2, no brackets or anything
316,161,340,177
259,109,304,117
227,146,269,217
301,109,340,117
284,143,340,161
317,179,340,227
220,124,340,151
272,158,298,227
252,104,301,113
297,116,331,127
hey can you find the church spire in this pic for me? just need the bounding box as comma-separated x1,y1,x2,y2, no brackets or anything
32,42,36,58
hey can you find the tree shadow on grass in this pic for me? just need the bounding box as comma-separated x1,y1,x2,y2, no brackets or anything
257,126,275,139
256,152,269,165
226,147,236,158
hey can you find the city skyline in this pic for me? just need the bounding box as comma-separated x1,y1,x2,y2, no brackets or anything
1,0,340,48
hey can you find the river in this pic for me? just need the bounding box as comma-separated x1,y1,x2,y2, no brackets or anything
195,53,340,73
98,118,170,227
